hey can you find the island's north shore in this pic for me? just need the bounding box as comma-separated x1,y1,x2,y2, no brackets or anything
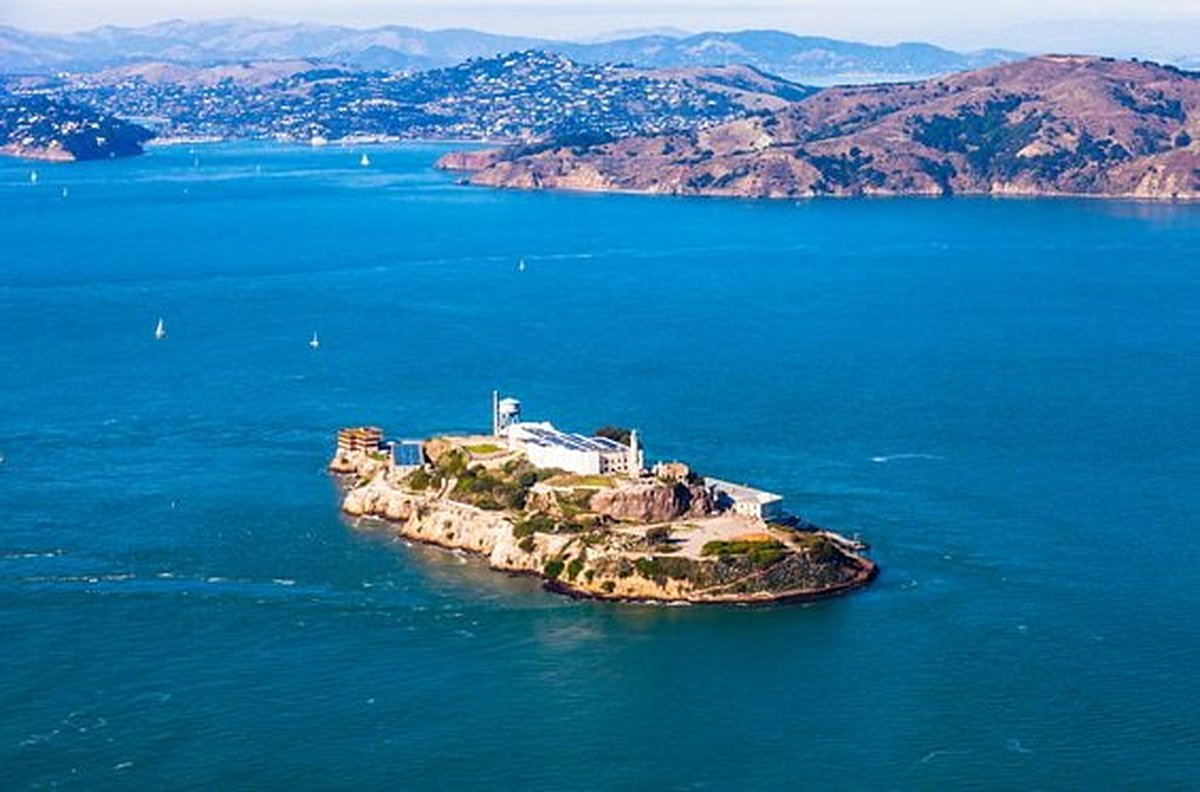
330,393,877,604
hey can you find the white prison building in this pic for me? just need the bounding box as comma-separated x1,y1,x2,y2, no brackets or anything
492,392,643,477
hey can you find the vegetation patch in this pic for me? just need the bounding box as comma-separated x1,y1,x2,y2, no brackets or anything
444,455,550,511
594,425,632,444
634,555,700,584
910,95,1048,179
791,533,844,563
512,511,584,537
702,538,787,568
544,473,616,489
405,468,432,491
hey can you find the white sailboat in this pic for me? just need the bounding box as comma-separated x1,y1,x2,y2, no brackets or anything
155,317,167,341
518,258,526,272
29,170,38,185
359,153,370,167
309,331,320,350
61,187,69,199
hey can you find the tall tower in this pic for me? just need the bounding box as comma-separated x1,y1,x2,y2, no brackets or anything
628,429,643,476
491,390,500,437
497,397,522,434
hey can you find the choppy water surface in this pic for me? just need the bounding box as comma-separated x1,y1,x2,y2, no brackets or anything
1,143,1197,788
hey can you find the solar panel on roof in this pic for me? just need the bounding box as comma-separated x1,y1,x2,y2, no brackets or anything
392,442,423,466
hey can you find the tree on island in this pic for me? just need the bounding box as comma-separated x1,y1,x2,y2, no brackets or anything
594,425,632,444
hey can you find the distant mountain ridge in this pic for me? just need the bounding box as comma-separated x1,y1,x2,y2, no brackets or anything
0,18,1020,82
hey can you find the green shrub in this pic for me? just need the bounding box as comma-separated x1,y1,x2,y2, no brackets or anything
406,468,431,491
594,426,632,444
635,555,698,583
518,536,536,553
601,581,616,594
567,558,585,580
436,449,469,478
644,525,671,546
543,559,565,580
795,533,842,563
702,539,786,568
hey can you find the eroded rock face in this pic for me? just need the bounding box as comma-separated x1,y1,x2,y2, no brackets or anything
435,148,505,172
334,466,876,604
588,481,715,523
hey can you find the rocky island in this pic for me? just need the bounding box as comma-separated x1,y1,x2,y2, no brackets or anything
330,395,876,604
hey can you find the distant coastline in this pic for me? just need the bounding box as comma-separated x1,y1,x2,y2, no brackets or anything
438,56,1200,202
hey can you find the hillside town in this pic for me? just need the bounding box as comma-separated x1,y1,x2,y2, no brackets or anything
0,91,153,160
1,50,805,149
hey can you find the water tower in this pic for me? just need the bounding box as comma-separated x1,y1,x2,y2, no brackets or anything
492,391,522,436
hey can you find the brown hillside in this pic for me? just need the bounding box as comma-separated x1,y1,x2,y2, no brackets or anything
449,56,1200,200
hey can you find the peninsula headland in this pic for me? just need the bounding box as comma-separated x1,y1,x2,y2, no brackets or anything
439,55,1200,201
329,394,876,605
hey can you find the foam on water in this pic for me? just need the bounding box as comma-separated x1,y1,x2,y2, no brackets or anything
871,453,945,463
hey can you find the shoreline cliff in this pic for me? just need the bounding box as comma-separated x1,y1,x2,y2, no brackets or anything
331,429,877,606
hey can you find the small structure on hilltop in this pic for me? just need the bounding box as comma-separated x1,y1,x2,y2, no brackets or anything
492,393,523,435
337,426,383,455
707,477,784,521
387,440,426,473
491,391,643,477
653,461,692,483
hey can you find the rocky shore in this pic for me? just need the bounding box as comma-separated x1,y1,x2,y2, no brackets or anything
332,441,877,605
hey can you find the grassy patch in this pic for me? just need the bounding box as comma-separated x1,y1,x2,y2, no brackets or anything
465,443,503,455
544,474,616,489
702,538,786,568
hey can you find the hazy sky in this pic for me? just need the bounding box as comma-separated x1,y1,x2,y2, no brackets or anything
4,0,1200,51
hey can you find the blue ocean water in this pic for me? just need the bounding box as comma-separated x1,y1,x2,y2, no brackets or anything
1,143,1197,788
